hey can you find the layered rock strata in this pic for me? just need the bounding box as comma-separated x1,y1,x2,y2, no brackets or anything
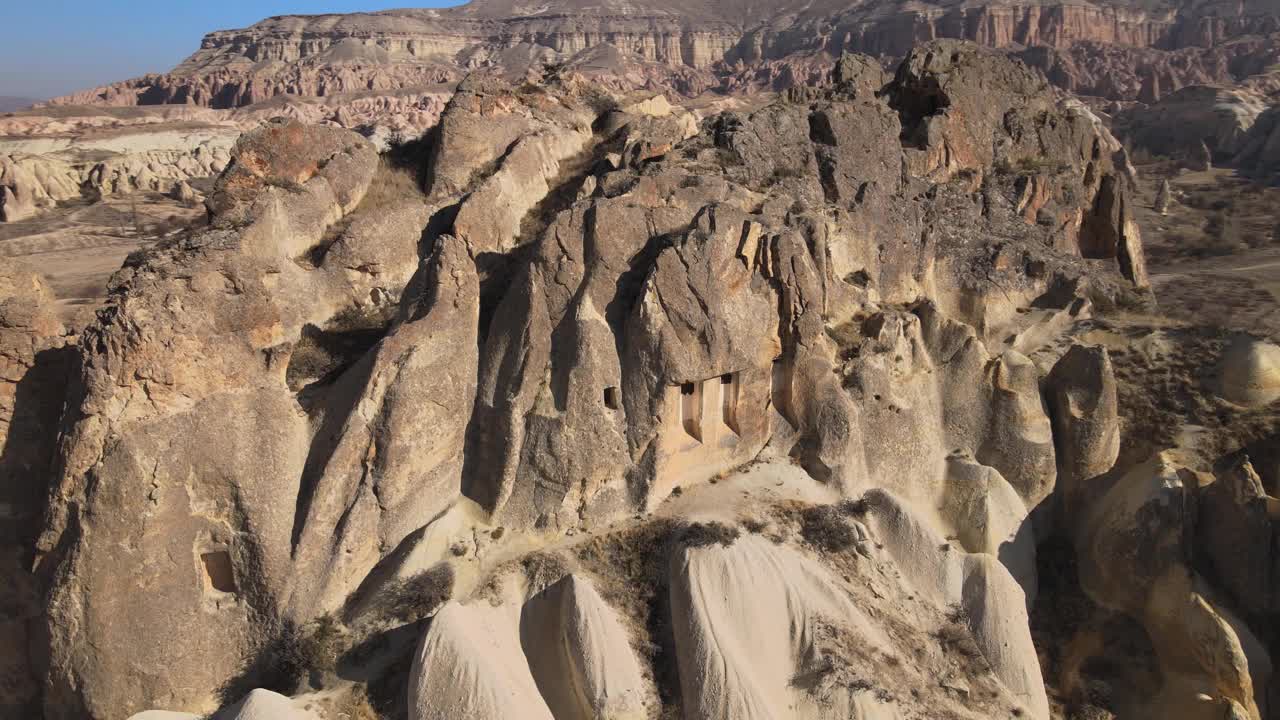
47,0,1280,110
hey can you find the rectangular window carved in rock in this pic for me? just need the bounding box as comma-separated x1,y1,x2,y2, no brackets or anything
771,358,794,425
721,373,740,434
680,381,703,441
604,387,620,410
201,550,237,594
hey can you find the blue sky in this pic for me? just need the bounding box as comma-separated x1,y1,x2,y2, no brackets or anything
0,1,461,99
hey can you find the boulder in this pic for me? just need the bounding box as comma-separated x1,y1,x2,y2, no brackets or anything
1155,178,1173,214
521,575,654,720
1046,345,1120,514
409,573,654,720
216,689,318,720
862,490,1050,719
1115,86,1268,160
1076,452,1265,720
1217,336,1280,407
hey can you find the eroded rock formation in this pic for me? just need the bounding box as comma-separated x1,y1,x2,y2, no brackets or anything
45,0,1280,112
18,38,1278,720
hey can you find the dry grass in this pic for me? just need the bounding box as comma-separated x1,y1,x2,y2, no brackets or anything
372,564,455,625
357,155,426,213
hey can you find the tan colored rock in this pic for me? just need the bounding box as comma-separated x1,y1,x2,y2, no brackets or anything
1198,457,1280,617
1076,452,1265,720
1217,336,1280,407
217,689,319,720
1235,104,1280,184
0,262,70,719
169,180,197,203
863,491,1050,719
1046,344,1121,513
289,234,479,617
522,575,654,720
1155,178,1173,214
411,599,554,720
410,572,653,720
670,534,893,720
31,45,1160,719
32,121,403,719
1116,85,1268,160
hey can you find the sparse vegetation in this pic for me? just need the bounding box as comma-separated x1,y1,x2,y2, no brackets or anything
799,505,859,552
375,563,455,625
357,155,426,213
286,302,397,392
573,518,688,716
766,165,803,186
676,521,741,548
1203,211,1246,255
218,614,346,703
521,551,572,591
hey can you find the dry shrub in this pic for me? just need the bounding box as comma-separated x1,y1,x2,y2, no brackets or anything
676,521,740,548
800,505,858,552
358,155,426,212
377,564,455,625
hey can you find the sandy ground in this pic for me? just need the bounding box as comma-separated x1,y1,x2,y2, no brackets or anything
0,193,205,327
1132,165,1280,340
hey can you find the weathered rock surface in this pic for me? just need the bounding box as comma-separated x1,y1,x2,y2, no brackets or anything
0,262,71,719
1235,103,1280,184
1017,36,1280,102
1114,85,1270,161
27,41,1219,720
31,119,415,719
410,573,653,720
1217,335,1280,407
0,127,233,221
45,0,1280,113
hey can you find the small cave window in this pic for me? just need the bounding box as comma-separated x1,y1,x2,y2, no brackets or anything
721,372,740,434
201,550,237,594
680,381,703,441
771,358,795,426
604,387,620,410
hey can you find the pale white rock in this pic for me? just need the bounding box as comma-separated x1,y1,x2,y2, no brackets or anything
409,601,555,720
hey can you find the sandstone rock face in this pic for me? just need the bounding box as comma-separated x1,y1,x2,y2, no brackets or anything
0,127,234,221
1075,451,1266,720
1114,85,1269,161
1217,336,1280,407
410,573,653,720
1017,37,1280,102
1046,344,1121,512
0,263,71,718
31,119,417,719
1235,103,1280,184
670,528,1046,719
1198,456,1280,618
44,0,1280,113
32,44,1169,720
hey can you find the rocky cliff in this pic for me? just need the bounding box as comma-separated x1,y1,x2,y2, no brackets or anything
13,40,1273,720
48,0,1280,110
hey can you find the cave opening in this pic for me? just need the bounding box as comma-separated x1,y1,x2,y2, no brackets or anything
201,550,237,594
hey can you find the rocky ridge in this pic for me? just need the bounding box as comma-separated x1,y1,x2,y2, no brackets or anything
50,0,1280,111
2,38,1278,720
